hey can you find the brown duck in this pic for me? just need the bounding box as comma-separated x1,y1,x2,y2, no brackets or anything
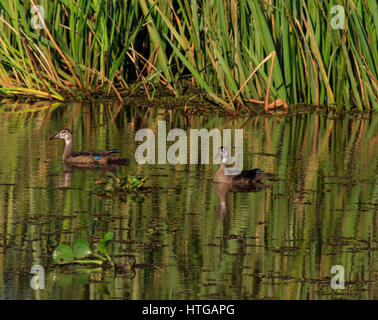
49,129,127,165
213,146,274,185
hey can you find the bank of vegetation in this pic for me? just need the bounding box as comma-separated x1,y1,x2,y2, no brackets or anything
0,0,376,112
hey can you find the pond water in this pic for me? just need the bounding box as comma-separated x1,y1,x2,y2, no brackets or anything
0,103,376,300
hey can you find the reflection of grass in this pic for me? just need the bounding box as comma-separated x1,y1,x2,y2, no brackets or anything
0,106,376,299
0,101,62,113
0,1,376,111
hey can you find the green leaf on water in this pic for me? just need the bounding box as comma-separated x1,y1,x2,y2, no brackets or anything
73,239,91,259
52,244,74,264
97,232,114,256
103,232,114,241
97,239,108,255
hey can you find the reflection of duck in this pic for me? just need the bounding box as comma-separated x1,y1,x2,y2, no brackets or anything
213,146,274,185
213,181,270,217
49,129,127,165
59,163,125,188
60,164,73,188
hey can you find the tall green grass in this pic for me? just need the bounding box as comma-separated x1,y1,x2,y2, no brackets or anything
0,0,377,111
0,0,150,101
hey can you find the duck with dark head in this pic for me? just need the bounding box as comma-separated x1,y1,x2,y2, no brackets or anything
213,146,274,185
49,129,127,165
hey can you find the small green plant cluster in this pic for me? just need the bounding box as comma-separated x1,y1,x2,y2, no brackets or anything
121,176,147,192
52,232,114,266
97,174,147,193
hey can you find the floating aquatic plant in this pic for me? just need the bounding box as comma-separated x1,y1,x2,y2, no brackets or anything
96,174,147,193
52,232,114,266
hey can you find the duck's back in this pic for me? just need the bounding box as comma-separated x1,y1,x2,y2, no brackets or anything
214,166,273,185
67,149,126,164
231,169,261,185
72,149,119,157
233,169,274,184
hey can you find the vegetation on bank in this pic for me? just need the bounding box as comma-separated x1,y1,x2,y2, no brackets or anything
0,0,377,111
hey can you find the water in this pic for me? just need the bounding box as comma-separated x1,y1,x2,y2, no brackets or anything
0,103,376,300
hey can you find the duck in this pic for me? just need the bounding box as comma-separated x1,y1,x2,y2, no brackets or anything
213,146,274,185
49,129,127,165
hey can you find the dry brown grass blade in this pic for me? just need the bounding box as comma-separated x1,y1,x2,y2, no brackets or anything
21,37,52,101
247,98,288,112
232,51,276,102
264,51,276,112
30,0,82,90
128,46,176,95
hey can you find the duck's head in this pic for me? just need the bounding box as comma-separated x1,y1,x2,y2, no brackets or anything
215,146,229,163
49,129,73,144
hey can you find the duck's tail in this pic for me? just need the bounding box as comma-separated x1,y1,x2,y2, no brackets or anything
107,156,128,164
109,149,120,154
255,171,274,181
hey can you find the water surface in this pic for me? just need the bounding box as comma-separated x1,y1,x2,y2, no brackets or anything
0,103,376,299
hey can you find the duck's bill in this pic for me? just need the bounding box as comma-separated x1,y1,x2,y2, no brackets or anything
49,133,59,140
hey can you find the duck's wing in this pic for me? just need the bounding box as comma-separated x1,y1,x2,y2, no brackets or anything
231,169,274,183
254,171,274,181
230,169,259,183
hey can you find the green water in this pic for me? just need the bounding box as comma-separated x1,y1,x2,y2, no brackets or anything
0,103,376,300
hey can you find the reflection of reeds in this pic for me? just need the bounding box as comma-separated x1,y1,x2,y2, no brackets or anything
0,1,377,111
0,105,376,299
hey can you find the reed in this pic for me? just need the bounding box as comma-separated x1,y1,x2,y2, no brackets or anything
157,0,377,111
0,0,151,101
0,0,377,111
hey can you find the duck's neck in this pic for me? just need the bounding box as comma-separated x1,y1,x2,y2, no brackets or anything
213,162,232,183
62,138,73,161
